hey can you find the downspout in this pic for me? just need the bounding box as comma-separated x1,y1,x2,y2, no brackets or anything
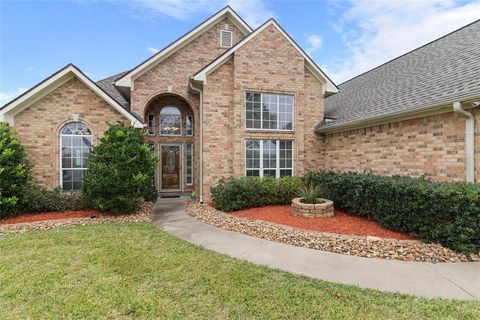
189,81,204,203
453,101,475,183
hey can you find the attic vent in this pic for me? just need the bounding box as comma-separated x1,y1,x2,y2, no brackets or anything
220,30,233,48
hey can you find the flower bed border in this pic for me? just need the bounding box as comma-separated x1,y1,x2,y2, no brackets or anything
186,201,479,263
291,197,334,218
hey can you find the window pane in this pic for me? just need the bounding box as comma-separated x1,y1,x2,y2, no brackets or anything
186,144,193,185
246,95,262,129
246,93,293,130
148,115,155,135
245,139,293,179
279,140,293,171
280,169,292,177
246,169,260,177
61,122,92,191
245,140,260,170
160,106,181,135
263,140,276,169
186,116,193,136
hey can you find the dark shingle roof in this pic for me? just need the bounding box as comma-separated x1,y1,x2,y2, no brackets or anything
96,71,130,109
316,19,480,131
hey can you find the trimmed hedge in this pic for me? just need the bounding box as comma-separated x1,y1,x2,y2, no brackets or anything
211,176,301,212
18,185,87,214
304,171,480,253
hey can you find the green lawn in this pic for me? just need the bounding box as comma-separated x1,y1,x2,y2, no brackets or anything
0,223,478,319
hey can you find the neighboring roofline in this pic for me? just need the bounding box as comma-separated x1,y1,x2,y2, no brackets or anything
192,19,338,94
0,64,144,127
115,6,252,89
315,94,480,133
337,18,480,87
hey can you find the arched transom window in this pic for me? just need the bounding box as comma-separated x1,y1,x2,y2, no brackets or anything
160,106,181,136
61,122,92,191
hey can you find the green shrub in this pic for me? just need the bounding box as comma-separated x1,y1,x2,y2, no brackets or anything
211,176,300,212
298,183,322,204
304,171,480,253
0,122,31,217
81,123,158,214
18,185,87,213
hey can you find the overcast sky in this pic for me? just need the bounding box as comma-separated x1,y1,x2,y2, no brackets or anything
1,0,479,105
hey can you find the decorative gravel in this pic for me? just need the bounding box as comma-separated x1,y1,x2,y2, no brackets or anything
186,201,480,263
0,202,154,235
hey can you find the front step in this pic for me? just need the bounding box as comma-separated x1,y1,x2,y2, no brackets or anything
158,192,191,200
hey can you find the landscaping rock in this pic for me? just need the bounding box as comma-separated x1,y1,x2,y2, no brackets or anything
186,201,479,263
0,201,154,235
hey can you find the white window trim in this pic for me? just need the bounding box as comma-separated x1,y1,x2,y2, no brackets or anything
245,139,294,178
59,124,92,192
245,92,295,132
219,29,233,48
185,115,193,136
147,114,156,136
185,143,193,185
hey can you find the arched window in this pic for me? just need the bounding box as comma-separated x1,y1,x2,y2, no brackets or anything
60,122,92,191
160,106,181,135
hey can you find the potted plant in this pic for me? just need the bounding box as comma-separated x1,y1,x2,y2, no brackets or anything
291,183,334,218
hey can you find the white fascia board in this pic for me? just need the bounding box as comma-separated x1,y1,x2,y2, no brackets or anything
0,65,142,127
115,6,252,88
193,19,338,94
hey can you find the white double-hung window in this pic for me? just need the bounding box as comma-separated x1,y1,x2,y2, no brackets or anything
245,92,293,131
245,140,293,178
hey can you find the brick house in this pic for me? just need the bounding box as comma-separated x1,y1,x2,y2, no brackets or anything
1,7,479,202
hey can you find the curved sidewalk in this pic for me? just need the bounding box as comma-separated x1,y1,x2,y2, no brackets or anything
151,199,480,300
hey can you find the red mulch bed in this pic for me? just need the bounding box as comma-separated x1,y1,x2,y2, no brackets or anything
0,209,101,225
232,205,415,240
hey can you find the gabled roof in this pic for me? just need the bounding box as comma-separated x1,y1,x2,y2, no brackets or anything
0,64,143,127
115,6,252,89
316,19,480,133
192,19,338,95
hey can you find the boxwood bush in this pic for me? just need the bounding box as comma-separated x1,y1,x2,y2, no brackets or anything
211,176,300,212
304,170,480,253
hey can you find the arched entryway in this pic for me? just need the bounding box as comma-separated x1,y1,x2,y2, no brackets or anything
143,93,197,194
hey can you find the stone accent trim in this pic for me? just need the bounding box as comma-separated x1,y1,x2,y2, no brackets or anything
291,198,334,218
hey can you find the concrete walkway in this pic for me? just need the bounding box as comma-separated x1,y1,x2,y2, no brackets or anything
151,199,480,300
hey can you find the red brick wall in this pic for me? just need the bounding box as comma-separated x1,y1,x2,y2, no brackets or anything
14,77,128,188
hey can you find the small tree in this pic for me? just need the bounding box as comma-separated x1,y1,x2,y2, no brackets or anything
0,122,31,217
82,122,157,214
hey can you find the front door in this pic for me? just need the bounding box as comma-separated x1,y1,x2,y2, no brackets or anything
161,145,181,191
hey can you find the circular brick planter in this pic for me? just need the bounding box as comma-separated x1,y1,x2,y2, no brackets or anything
291,198,334,218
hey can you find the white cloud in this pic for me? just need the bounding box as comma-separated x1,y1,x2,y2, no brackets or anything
0,88,28,106
225,0,275,27
147,46,160,54
125,0,273,27
326,0,480,83
305,34,322,55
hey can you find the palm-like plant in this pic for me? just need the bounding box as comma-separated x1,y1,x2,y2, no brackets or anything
297,183,322,204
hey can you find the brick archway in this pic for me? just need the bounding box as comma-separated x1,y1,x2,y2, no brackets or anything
143,93,198,194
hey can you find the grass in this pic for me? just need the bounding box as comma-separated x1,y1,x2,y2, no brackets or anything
0,223,479,319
